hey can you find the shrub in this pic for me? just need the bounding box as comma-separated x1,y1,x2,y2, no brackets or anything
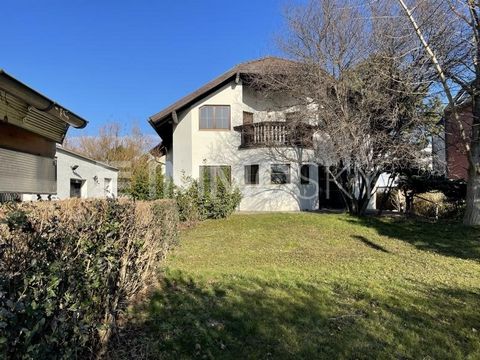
413,192,465,219
175,181,202,224
376,189,405,212
124,159,165,200
0,198,178,359
174,178,242,223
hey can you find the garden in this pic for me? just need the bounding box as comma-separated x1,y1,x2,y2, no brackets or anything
1,183,479,359
113,213,480,359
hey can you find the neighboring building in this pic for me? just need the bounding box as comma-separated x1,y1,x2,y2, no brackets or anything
22,146,118,201
0,70,87,197
148,57,381,211
444,101,472,180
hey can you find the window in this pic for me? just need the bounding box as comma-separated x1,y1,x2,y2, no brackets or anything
199,166,231,185
104,178,112,196
300,164,311,184
271,164,291,184
199,105,230,130
244,165,259,185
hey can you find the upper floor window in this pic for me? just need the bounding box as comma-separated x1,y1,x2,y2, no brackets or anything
199,105,231,130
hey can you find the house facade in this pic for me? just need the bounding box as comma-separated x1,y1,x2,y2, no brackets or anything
149,58,375,211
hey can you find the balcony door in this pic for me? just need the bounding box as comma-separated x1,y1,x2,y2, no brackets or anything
243,111,253,125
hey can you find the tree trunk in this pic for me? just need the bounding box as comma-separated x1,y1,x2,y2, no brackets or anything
463,96,480,225
463,77,480,225
405,190,414,217
463,165,480,225
344,193,371,216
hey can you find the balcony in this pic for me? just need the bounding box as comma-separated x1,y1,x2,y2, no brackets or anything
233,121,315,149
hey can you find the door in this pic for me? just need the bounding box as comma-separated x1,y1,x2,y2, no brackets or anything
318,165,346,209
70,179,84,198
243,111,253,125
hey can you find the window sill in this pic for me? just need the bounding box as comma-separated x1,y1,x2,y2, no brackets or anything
198,128,231,132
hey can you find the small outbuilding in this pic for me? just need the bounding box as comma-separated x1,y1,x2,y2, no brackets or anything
22,146,118,201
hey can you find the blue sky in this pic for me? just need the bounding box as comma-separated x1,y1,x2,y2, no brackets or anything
1,1,290,137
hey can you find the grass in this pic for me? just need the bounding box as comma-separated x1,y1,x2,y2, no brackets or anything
113,213,480,359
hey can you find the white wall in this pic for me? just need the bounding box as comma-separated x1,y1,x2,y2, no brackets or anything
235,155,319,212
22,148,118,201
56,149,118,199
172,110,193,183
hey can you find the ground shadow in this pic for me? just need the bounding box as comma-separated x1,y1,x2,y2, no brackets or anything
345,216,480,262
351,235,390,253
108,272,480,359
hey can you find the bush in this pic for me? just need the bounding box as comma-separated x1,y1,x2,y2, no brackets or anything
124,158,165,200
413,192,465,219
376,189,405,212
0,198,178,359
174,178,242,224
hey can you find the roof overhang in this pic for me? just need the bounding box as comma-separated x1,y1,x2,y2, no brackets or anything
148,57,297,132
0,69,88,129
149,70,239,127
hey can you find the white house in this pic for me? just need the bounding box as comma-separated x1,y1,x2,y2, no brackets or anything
148,58,378,212
22,146,118,201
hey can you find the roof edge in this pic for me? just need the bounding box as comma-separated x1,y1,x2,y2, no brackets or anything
148,56,294,127
56,146,119,171
0,69,88,129
149,69,238,125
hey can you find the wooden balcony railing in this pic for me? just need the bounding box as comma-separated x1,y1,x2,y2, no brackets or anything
233,121,315,149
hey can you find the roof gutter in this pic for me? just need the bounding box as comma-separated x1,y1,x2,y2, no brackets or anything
0,70,88,129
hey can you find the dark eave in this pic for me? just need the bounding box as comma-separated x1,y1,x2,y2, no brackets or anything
0,69,88,129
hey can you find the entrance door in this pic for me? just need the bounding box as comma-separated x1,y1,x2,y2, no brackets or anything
70,179,84,198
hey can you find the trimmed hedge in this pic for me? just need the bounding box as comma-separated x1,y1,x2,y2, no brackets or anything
0,198,178,359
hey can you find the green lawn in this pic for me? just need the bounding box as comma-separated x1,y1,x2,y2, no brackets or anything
115,213,480,359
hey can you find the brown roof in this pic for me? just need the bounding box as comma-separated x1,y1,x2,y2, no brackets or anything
148,57,294,127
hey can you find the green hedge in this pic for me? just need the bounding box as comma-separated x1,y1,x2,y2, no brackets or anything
175,179,242,224
0,199,178,359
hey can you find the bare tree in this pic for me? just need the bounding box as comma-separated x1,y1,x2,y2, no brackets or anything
394,0,480,225
64,122,154,165
251,0,435,215
64,122,158,196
